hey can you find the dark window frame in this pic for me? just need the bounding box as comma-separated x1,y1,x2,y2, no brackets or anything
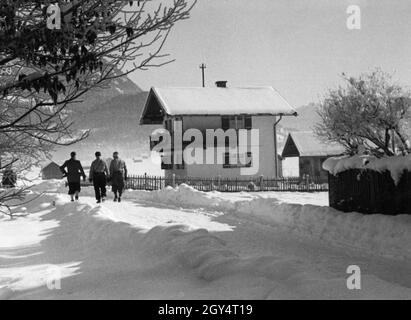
223,151,253,169
221,115,252,130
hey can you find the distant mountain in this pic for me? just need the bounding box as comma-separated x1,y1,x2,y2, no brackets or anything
53,74,159,163
70,71,144,113
279,103,321,132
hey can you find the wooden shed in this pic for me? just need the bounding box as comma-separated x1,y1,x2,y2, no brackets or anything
281,131,345,183
42,162,64,180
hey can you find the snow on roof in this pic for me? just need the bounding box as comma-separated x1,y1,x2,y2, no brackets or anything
283,131,345,157
146,86,297,116
42,161,60,169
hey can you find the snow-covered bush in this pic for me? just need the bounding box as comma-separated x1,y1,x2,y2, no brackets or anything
315,69,411,157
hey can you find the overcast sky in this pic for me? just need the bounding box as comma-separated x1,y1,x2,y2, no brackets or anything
129,0,411,108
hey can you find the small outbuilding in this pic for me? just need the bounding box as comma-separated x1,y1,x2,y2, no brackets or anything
42,162,64,180
281,131,345,183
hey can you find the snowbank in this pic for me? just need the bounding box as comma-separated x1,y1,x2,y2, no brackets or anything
323,154,411,185
130,184,238,211
234,200,411,259
20,181,411,259
132,184,411,260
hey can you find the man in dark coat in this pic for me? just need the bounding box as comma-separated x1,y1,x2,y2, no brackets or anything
109,151,128,202
89,151,109,204
60,152,86,202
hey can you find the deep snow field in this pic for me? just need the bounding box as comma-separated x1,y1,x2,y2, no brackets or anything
1,181,411,300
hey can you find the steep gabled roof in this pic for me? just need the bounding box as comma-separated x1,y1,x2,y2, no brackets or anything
140,86,297,124
282,131,345,157
42,161,60,170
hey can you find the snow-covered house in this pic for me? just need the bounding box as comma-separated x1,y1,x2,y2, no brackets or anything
139,83,297,178
281,131,345,182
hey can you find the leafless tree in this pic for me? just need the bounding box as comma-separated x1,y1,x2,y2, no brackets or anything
0,0,196,213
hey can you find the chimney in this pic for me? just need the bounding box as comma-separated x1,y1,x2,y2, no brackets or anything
215,81,228,88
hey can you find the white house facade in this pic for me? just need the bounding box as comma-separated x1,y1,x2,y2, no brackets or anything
139,84,297,179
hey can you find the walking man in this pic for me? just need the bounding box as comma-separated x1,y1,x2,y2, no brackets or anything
89,152,109,204
109,151,128,202
60,152,86,202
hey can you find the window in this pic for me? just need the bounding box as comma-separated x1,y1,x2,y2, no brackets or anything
229,116,236,129
223,152,253,168
236,116,245,129
221,115,252,130
223,152,238,168
220,116,253,167
175,163,185,170
238,151,252,168
161,155,173,170
160,156,185,170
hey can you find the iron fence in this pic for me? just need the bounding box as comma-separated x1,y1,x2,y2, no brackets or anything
75,174,328,192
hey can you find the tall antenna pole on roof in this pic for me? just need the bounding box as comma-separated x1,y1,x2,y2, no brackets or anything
199,63,206,87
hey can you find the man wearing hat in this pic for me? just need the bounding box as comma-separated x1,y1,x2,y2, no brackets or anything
89,151,109,203
60,152,86,202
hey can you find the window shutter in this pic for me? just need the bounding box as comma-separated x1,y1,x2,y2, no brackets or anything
229,116,236,129
246,152,253,167
222,116,230,130
237,116,245,129
245,116,252,130
224,152,230,167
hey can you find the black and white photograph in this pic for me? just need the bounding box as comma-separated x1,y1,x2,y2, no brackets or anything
0,0,411,304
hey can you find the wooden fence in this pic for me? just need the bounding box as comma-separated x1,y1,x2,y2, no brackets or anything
328,169,411,215
121,174,328,192
75,175,328,192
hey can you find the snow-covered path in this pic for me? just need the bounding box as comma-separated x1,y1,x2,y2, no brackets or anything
1,183,411,299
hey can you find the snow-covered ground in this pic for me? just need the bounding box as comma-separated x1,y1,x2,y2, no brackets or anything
1,181,411,299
